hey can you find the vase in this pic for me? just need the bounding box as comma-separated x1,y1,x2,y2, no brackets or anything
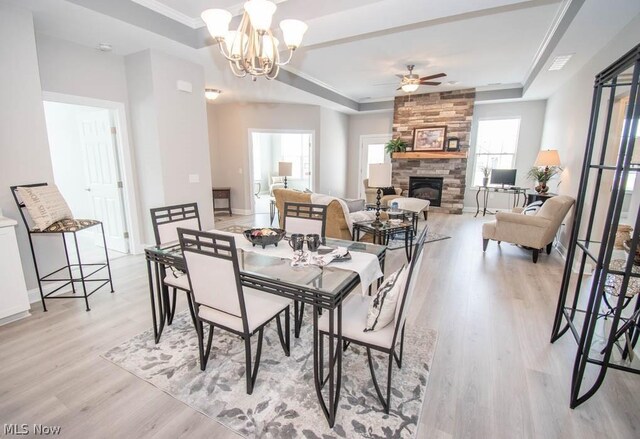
482,177,489,187
535,182,549,193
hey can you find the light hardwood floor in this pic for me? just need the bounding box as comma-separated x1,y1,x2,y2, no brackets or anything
0,212,639,438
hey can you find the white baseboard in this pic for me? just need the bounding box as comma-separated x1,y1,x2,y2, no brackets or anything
0,310,31,326
230,208,253,215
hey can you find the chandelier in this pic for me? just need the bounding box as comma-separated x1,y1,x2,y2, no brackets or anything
201,0,308,80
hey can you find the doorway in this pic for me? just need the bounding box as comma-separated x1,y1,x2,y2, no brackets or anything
249,131,314,216
43,100,132,260
359,134,392,199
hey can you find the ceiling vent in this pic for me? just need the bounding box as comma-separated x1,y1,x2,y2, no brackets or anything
548,54,573,71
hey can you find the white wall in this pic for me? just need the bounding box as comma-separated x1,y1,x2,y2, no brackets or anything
126,49,214,243
0,2,63,289
319,108,349,197
540,14,640,247
464,100,547,209
208,102,323,212
346,112,393,198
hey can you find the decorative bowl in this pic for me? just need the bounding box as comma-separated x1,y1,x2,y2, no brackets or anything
243,228,286,249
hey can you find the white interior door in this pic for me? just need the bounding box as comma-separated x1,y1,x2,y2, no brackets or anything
359,135,392,199
77,109,129,253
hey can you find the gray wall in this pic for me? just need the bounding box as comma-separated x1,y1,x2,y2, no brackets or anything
0,2,63,289
319,108,349,198
540,14,640,248
464,100,548,209
346,112,393,198
208,102,323,213
126,49,214,243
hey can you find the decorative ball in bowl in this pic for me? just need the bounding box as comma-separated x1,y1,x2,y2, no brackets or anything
243,228,286,249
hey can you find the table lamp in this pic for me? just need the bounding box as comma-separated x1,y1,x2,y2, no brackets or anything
278,161,293,189
534,149,561,170
368,163,392,226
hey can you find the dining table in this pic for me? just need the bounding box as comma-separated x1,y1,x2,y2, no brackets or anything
144,232,387,427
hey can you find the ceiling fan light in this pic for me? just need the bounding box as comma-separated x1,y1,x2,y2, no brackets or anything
201,9,232,39
205,89,222,100
280,19,307,49
401,83,419,93
244,0,277,32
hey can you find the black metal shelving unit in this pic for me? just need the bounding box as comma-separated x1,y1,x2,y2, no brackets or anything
551,43,640,408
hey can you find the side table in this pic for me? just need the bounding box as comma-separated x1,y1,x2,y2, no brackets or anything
526,192,556,206
353,220,414,261
212,187,232,216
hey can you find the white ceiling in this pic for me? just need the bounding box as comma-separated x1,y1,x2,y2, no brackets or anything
8,0,640,112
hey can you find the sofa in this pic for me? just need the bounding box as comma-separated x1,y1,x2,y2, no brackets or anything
363,179,403,207
482,195,575,263
273,189,385,241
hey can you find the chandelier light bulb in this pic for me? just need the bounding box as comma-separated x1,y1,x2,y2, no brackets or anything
244,0,277,32
280,19,308,49
201,9,232,40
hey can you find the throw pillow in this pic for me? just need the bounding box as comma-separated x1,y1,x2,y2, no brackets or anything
16,185,73,231
522,201,543,216
381,186,396,196
364,265,408,332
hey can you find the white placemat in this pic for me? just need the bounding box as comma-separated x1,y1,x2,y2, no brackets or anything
210,230,383,295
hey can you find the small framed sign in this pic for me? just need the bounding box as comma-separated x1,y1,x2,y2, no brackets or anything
446,137,460,152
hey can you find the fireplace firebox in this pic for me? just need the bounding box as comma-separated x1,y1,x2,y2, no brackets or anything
409,177,443,207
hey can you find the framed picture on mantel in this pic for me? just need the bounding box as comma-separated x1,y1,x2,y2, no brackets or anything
413,126,447,152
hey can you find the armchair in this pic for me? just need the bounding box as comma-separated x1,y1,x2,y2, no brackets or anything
363,178,403,207
482,195,575,263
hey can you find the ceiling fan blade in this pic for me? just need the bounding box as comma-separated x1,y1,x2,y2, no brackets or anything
419,73,446,81
396,87,402,91
419,81,441,86
395,74,405,79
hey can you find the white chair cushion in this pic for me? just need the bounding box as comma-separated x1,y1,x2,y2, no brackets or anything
164,271,190,290
318,295,395,350
198,288,291,333
364,266,407,332
17,185,73,231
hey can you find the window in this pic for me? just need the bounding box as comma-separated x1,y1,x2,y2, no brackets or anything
280,133,313,189
472,118,521,186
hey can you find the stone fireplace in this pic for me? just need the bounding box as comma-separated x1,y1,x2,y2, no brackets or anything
409,176,443,207
391,89,475,214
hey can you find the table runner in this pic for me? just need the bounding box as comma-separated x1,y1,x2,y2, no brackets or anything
211,230,383,295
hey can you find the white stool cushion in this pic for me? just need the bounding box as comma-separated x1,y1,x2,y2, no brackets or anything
318,295,395,350
364,266,407,332
198,288,291,333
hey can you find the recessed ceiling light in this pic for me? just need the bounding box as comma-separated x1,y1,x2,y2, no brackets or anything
549,54,573,71
205,88,222,100
97,43,112,52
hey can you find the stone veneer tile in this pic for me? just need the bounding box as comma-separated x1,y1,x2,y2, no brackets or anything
392,88,475,214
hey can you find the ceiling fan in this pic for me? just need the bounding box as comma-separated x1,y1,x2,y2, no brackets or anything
397,64,446,92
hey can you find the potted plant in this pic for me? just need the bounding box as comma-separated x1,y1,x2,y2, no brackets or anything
527,166,560,193
385,138,408,156
480,166,491,187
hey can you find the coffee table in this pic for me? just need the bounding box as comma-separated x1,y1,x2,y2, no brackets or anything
353,219,415,261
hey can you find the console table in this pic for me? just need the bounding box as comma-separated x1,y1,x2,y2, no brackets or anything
212,187,232,216
526,191,556,205
474,186,527,217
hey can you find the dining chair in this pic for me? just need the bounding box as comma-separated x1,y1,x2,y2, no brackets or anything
318,226,428,413
283,202,328,337
150,202,201,325
178,229,291,394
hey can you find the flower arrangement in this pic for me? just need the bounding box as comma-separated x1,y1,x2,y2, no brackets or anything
384,138,408,155
527,166,561,193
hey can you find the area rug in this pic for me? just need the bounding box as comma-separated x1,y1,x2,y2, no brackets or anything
102,312,438,438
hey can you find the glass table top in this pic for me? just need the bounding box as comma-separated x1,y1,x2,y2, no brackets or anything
353,219,413,232
146,235,385,297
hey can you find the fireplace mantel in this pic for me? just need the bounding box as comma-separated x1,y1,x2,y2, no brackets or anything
392,151,467,159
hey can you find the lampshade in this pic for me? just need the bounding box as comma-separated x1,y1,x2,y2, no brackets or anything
535,149,561,167
278,161,293,177
280,19,308,49
368,163,392,188
225,31,248,59
201,9,232,39
261,35,279,60
401,83,419,93
244,0,277,32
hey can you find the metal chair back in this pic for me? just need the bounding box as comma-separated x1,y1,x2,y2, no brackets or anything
150,203,201,245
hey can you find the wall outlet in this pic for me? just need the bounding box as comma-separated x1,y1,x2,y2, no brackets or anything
189,174,200,183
